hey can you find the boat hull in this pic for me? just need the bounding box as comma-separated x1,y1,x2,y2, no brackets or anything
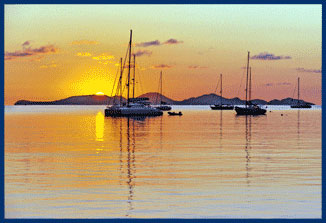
235,106,266,115
156,105,172,111
290,104,312,109
105,106,163,117
168,112,182,116
210,105,234,110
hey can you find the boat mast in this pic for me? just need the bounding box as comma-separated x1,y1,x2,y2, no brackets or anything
249,67,252,103
220,73,222,105
160,70,163,105
127,29,132,106
133,54,136,99
119,57,123,106
298,77,300,103
245,51,250,108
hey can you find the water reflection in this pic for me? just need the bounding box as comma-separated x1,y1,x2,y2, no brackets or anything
5,107,321,218
245,116,252,187
111,118,137,217
219,110,223,141
119,118,123,183
297,110,300,142
126,118,136,216
159,116,163,151
95,111,104,141
109,115,163,217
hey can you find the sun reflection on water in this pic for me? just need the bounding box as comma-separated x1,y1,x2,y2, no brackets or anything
95,111,104,141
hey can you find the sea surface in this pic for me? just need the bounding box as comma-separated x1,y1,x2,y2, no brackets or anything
5,105,321,218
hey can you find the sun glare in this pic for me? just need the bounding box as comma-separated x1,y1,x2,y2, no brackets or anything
96,92,105,96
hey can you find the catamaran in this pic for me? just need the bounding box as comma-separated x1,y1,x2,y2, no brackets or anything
105,30,163,117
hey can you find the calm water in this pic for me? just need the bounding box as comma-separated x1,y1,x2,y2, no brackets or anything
5,105,321,218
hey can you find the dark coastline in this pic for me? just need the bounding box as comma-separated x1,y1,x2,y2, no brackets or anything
14,93,315,106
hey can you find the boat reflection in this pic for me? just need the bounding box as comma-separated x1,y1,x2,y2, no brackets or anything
107,114,163,216
113,117,137,217
245,115,252,187
219,110,223,141
234,114,252,186
297,110,300,142
125,118,135,216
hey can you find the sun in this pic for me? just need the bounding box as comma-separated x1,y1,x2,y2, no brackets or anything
96,92,105,96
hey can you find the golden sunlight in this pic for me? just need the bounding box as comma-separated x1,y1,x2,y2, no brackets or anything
96,92,105,96
95,111,104,141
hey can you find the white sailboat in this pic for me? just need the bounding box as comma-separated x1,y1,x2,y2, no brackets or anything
105,30,163,117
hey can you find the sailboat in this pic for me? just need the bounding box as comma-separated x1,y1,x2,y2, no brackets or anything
290,77,312,109
156,70,172,111
105,30,163,117
235,52,266,116
210,73,234,110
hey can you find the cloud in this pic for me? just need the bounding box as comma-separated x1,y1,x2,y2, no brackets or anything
22,41,30,47
71,40,99,45
296,67,321,73
265,82,291,87
136,38,183,47
164,39,183,45
5,44,59,60
133,50,152,57
188,65,208,69
251,52,292,60
92,53,114,61
136,40,161,47
77,52,92,57
152,64,173,69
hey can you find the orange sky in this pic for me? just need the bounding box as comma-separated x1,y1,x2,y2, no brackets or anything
5,5,322,105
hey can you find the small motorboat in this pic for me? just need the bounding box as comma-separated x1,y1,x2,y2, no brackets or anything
168,111,183,116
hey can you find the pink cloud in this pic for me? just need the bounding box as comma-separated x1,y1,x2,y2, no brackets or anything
164,39,183,45
133,50,152,57
5,44,59,60
152,64,173,69
136,40,161,47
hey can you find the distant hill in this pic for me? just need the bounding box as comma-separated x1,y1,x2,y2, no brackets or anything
15,95,126,105
138,92,177,105
14,93,314,106
267,97,314,106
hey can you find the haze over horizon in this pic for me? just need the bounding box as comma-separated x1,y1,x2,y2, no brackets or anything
5,5,322,105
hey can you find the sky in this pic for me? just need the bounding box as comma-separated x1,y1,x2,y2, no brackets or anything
4,4,322,105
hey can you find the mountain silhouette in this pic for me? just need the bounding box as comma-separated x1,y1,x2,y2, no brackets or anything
14,93,314,106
